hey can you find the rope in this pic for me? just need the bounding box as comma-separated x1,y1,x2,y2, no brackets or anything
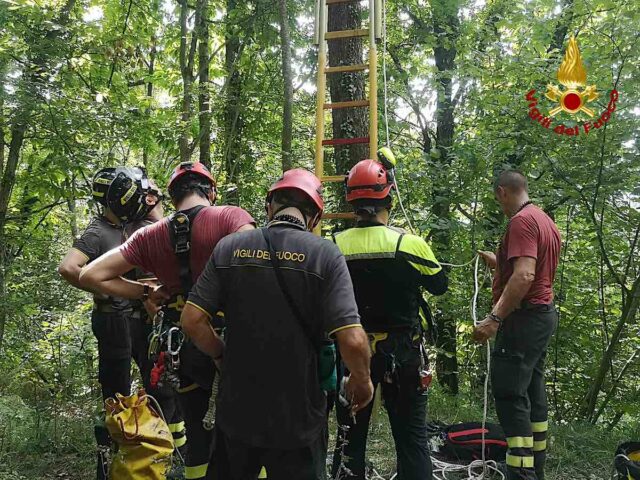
381,0,415,235
441,257,479,268
430,256,499,480
146,393,185,465
203,372,220,431
359,3,498,477
363,256,501,480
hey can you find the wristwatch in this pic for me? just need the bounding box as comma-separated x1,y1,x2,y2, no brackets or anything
141,284,150,301
488,313,503,325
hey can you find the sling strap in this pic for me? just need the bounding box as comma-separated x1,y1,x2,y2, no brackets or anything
168,205,206,295
260,227,320,350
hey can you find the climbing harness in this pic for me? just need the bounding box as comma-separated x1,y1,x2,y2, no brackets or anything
149,314,184,391
148,205,220,430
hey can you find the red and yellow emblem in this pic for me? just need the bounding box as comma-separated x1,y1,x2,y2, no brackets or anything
545,36,598,117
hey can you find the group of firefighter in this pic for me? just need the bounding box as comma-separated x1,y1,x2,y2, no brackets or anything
58,151,561,480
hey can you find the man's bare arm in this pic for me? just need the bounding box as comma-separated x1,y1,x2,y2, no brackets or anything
335,326,373,414
58,249,91,291
493,256,536,319
181,303,224,362
79,249,168,305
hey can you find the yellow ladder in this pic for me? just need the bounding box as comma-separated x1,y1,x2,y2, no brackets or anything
313,0,382,233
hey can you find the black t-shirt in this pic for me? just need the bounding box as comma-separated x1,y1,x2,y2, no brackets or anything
72,216,131,310
188,222,361,449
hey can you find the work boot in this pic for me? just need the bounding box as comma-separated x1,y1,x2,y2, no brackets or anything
534,450,546,480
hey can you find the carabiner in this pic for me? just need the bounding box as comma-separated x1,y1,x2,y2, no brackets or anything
167,327,183,356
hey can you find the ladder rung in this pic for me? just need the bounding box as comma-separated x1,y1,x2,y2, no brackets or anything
326,0,360,4
321,175,347,183
325,29,369,40
323,212,356,220
323,100,369,110
322,136,370,147
325,63,369,74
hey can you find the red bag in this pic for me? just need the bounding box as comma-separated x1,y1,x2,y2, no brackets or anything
429,422,508,462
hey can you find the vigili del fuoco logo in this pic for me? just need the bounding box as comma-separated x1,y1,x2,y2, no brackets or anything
525,36,619,137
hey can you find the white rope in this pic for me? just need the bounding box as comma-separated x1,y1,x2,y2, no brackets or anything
146,393,185,465
366,257,501,480
381,0,415,235
371,4,498,478
440,257,479,268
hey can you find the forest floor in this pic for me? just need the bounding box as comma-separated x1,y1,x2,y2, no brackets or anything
0,387,635,480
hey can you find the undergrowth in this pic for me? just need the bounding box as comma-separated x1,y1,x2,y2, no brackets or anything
0,387,636,479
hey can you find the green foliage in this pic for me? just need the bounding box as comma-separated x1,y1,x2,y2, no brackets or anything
0,0,638,476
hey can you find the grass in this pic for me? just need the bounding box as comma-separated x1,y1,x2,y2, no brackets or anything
1,387,636,479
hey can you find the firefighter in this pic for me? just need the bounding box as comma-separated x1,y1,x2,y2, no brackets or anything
474,169,561,480
180,168,373,480
331,157,448,480
58,166,168,480
79,161,255,480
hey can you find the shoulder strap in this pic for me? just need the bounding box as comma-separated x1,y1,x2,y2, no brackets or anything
418,296,438,345
394,231,406,255
260,227,318,350
168,205,207,295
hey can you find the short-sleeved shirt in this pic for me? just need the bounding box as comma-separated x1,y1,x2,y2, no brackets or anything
120,206,254,295
187,222,361,449
73,216,130,310
492,204,562,305
333,224,448,331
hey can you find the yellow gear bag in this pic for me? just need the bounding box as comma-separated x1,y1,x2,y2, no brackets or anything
105,389,174,480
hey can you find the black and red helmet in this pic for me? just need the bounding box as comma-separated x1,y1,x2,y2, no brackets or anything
106,167,159,222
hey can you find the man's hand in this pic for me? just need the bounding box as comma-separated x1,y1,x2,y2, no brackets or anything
473,316,500,343
148,285,170,308
477,250,497,270
345,374,374,415
143,299,161,319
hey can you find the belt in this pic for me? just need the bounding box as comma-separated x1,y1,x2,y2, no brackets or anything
366,330,421,354
517,300,554,311
93,304,133,314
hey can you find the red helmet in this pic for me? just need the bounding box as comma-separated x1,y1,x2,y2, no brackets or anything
167,162,216,193
267,168,324,214
345,159,394,203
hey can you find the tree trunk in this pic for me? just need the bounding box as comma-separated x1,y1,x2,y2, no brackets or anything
327,2,368,184
142,38,156,168
197,0,211,168
0,0,76,353
178,0,197,163
223,0,244,191
581,273,640,421
0,121,27,352
431,0,460,394
277,0,293,172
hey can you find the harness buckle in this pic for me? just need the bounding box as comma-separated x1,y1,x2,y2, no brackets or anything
367,332,389,354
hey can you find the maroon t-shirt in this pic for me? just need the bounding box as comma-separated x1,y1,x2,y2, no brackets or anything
492,204,561,305
120,205,254,295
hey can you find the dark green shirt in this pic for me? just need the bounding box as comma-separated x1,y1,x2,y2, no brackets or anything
72,216,131,310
